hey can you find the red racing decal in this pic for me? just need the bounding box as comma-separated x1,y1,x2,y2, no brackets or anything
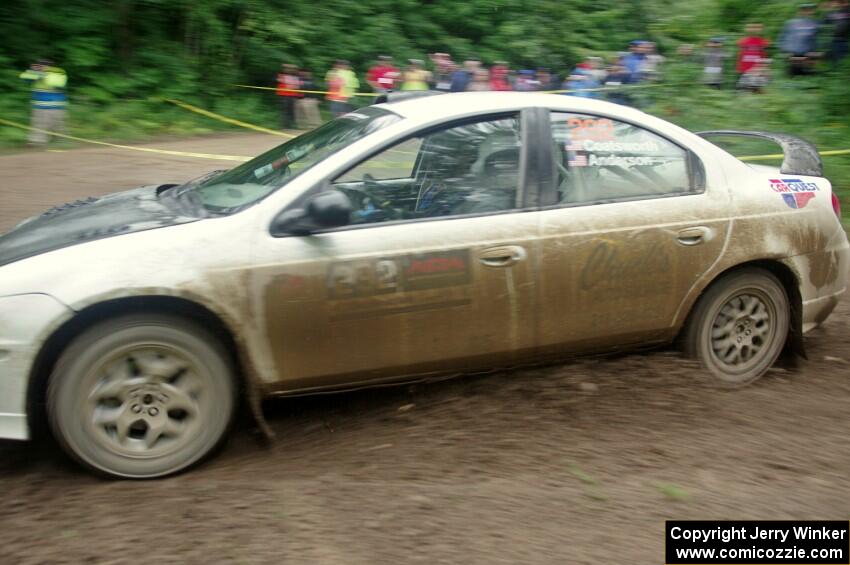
405,256,466,276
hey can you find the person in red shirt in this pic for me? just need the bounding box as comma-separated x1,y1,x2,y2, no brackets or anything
276,63,302,129
737,23,771,75
489,62,512,91
366,55,399,93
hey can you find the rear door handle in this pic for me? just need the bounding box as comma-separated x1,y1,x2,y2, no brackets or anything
676,226,713,246
479,245,527,268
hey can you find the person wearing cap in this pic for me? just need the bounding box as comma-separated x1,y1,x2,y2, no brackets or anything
779,4,822,75
19,59,68,145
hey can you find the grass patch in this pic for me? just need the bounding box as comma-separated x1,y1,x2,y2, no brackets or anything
656,482,691,502
568,462,598,485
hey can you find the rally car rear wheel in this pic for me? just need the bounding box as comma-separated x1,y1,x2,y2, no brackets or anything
48,314,235,479
684,268,790,386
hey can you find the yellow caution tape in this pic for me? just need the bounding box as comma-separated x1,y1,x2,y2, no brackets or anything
163,99,296,137
0,117,250,162
739,153,788,161
740,148,850,161
164,98,418,156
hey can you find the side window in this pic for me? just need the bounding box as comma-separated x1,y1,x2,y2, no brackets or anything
550,112,693,205
332,115,523,225
336,137,423,182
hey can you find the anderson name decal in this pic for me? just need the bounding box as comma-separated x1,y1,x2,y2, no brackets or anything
588,154,656,167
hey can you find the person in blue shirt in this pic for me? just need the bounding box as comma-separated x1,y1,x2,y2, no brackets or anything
779,4,821,75
450,60,479,92
562,65,600,98
19,59,68,145
621,40,648,83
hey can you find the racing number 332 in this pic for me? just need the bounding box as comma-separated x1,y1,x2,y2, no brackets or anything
327,250,471,299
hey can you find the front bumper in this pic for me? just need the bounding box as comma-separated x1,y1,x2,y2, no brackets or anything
0,293,73,440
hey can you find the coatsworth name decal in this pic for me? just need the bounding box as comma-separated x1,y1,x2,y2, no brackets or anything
770,178,819,209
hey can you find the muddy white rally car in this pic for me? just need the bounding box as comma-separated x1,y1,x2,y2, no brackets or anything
0,92,846,478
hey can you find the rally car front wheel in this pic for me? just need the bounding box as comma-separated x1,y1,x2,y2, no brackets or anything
684,267,790,386
48,314,236,479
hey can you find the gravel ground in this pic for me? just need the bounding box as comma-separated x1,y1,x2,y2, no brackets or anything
1,134,849,564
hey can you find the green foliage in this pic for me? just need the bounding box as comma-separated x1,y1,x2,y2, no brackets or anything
0,0,689,101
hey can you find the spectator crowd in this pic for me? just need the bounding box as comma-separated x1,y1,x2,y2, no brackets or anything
697,1,848,92
269,0,848,130
274,39,672,128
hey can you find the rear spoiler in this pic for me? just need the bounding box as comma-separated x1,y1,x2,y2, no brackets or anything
697,130,823,177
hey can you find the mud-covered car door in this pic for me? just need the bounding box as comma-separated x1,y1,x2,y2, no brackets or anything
535,111,730,355
255,111,543,390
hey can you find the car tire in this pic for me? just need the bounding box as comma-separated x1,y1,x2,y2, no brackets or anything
684,268,790,387
47,313,236,479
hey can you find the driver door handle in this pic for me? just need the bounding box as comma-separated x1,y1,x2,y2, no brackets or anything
676,226,713,246
479,245,527,268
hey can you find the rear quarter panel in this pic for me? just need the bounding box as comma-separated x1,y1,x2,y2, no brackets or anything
673,159,848,331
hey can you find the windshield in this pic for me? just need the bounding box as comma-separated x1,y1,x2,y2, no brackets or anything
186,106,401,213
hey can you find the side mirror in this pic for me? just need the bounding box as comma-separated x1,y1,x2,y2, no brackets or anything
270,189,352,236
306,189,352,229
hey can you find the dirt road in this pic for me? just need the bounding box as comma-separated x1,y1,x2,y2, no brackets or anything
1,135,849,564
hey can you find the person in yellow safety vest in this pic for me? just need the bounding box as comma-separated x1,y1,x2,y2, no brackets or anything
325,60,359,117
19,59,68,145
401,59,431,90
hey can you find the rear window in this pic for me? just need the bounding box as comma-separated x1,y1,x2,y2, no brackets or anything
550,112,699,205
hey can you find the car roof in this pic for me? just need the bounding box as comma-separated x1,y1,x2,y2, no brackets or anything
377,91,650,122
372,91,727,165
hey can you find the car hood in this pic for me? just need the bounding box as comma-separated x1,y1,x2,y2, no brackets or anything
0,185,199,268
